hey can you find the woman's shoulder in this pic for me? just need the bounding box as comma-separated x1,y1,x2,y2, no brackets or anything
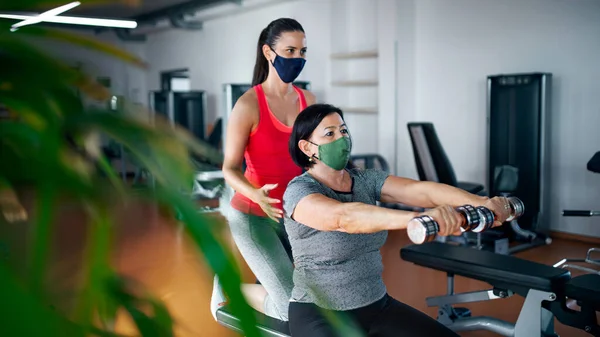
299,88,317,106
230,88,260,122
234,88,259,111
285,173,325,197
287,172,317,188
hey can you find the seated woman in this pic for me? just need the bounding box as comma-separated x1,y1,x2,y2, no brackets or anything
282,103,511,337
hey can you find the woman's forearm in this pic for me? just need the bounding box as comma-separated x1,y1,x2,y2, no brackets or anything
420,182,488,208
223,167,259,203
336,202,419,234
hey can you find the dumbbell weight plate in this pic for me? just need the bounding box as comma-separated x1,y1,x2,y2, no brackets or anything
407,215,439,244
506,197,525,222
472,207,495,233
456,205,480,232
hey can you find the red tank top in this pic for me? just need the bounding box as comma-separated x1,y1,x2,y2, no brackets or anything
230,84,307,217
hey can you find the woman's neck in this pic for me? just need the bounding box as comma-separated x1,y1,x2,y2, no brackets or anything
307,165,349,191
262,72,294,98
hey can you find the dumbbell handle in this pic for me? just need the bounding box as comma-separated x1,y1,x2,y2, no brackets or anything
406,205,483,244
471,196,524,232
407,197,525,244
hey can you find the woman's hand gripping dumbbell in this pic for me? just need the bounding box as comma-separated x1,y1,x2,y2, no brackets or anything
470,196,525,232
406,196,525,244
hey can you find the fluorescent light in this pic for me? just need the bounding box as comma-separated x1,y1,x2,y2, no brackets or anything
0,13,137,29
11,1,81,31
0,0,137,30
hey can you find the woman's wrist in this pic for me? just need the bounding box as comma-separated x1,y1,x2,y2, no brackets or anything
470,195,490,207
393,210,420,230
248,188,261,204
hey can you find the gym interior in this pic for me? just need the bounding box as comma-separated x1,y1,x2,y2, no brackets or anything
1,0,599,336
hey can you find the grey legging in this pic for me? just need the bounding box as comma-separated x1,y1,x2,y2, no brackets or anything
227,207,294,321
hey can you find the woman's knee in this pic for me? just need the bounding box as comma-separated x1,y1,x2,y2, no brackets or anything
264,293,289,321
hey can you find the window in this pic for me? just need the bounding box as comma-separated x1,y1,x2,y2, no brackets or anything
160,68,189,92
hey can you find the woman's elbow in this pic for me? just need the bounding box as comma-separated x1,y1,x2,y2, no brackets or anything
222,162,240,178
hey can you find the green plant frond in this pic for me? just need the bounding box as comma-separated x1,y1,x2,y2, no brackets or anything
0,37,112,103
72,202,114,329
0,94,62,131
169,122,224,167
0,263,86,337
0,120,43,147
95,155,127,195
65,112,197,188
148,188,261,337
0,2,262,334
105,274,175,337
0,35,84,83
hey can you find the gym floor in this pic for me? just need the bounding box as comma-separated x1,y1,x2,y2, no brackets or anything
7,194,598,337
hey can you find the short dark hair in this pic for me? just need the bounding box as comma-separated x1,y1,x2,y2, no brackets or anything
252,18,305,86
289,104,345,168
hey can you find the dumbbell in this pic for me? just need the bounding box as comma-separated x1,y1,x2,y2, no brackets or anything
407,197,525,244
406,205,486,244
504,196,525,222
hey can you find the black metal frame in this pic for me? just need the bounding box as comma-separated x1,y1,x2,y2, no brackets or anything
132,0,241,23
160,68,189,91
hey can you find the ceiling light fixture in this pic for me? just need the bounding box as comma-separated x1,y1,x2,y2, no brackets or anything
0,1,137,31
10,1,81,31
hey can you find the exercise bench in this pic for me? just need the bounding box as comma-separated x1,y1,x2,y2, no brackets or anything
400,242,600,336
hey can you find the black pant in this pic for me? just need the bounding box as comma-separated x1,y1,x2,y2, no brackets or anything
288,294,459,337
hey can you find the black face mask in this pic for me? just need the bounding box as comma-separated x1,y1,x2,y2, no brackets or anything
270,47,306,83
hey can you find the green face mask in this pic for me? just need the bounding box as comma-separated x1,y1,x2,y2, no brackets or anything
309,136,352,170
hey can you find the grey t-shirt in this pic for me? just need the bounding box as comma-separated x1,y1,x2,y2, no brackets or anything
282,168,390,311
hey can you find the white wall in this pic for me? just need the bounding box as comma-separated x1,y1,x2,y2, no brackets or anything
144,0,332,127
398,0,600,237
329,0,380,155
60,0,600,238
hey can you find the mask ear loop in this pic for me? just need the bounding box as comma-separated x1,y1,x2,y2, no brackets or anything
268,46,280,64
307,140,320,162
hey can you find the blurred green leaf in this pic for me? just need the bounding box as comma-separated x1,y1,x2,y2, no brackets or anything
106,275,174,337
0,33,84,84
0,263,85,337
29,183,57,297
0,121,42,148
73,202,113,328
148,188,261,337
65,112,196,189
0,1,265,335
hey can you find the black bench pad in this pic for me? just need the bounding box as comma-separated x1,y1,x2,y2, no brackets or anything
216,304,290,337
566,274,600,308
401,242,571,293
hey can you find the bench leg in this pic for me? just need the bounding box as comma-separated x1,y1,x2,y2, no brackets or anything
426,274,560,336
442,315,514,336
427,273,517,335
514,289,557,337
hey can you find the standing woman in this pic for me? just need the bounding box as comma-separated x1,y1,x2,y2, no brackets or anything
210,18,316,322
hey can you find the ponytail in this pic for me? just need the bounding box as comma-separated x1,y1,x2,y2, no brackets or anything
251,18,305,87
252,27,269,87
